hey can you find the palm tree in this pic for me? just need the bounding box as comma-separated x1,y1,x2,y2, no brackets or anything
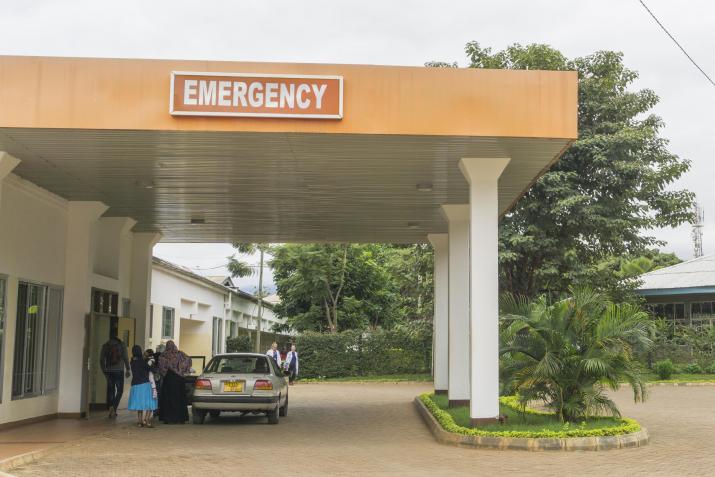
228,243,273,352
499,288,653,422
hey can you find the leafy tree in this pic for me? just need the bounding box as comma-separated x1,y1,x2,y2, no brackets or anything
500,288,653,422
228,243,274,351
270,244,398,333
432,43,694,298
383,244,434,323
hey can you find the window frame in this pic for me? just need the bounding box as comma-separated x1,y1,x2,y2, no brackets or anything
11,280,64,400
161,307,175,340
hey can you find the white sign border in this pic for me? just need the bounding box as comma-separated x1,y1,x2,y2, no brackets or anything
169,71,344,119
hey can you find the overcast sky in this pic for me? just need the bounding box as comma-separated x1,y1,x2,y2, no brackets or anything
2,0,713,289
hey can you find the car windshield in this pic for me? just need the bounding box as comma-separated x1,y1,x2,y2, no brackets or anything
205,355,272,375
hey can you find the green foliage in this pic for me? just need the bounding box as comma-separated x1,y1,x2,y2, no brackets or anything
706,363,715,374
225,335,252,353
653,359,676,380
420,393,641,438
295,328,431,378
682,362,703,374
500,288,653,422
271,243,432,333
435,42,694,299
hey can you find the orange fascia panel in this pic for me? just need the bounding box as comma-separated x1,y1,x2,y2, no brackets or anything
0,56,577,139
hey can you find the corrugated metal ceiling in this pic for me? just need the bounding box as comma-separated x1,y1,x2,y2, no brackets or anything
0,128,569,243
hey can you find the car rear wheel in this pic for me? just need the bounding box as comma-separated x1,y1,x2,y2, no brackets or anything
192,409,206,425
267,404,280,424
279,394,288,417
209,410,220,419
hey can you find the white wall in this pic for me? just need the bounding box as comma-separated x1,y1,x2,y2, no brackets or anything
0,171,154,425
0,175,68,423
150,266,225,357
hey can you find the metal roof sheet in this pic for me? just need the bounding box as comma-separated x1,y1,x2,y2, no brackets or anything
636,254,715,291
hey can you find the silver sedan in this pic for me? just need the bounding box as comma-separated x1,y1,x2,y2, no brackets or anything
191,353,289,424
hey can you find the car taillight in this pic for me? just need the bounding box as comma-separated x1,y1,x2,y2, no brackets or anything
254,380,273,391
195,378,212,390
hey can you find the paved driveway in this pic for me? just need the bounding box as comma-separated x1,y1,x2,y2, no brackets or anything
12,383,715,476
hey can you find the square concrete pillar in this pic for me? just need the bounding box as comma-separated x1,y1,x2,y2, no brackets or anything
0,151,21,209
459,157,510,425
130,232,162,349
440,205,470,407
58,201,109,415
427,233,449,394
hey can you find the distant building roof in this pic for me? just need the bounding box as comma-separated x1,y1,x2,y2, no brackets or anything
152,257,274,308
205,275,237,288
636,254,715,295
263,293,280,305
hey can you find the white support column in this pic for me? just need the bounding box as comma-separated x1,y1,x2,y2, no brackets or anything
0,151,21,208
459,157,510,424
440,205,470,406
427,233,449,394
130,232,162,349
59,201,109,415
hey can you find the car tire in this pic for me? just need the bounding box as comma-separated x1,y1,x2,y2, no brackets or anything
209,410,220,419
279,394,288,417
192,409,206,425
267,405,280,424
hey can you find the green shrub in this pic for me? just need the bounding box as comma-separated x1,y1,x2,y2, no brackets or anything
419,393,641,438
706,363,715,374
682,362,703,374
296,329,431,378
226,335,252,353
654,359,676,380
500,288,652,422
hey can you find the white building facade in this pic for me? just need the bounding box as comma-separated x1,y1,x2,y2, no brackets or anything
150,257,288,362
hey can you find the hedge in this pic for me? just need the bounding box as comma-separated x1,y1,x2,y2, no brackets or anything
226,335,252,353
420,393,642,438
295,329,431,378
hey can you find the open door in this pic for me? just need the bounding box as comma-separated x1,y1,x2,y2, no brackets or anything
82,312,135,417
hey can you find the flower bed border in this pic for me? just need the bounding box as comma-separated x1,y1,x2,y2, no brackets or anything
415,393,649,451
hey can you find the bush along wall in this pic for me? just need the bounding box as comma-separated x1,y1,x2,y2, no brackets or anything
296,329,432,378
226,335,252,353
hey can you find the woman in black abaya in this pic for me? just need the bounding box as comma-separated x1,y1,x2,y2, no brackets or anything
158,340,192,424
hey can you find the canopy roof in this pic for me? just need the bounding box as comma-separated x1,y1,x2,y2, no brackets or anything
0,56,577,242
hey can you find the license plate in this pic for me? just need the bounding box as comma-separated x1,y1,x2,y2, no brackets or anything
223,381,244,392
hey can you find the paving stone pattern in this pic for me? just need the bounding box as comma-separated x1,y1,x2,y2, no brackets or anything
12,383,715,476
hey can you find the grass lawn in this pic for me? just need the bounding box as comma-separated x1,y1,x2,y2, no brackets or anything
644,373,715,383
429,393,623,432
301,373,432,383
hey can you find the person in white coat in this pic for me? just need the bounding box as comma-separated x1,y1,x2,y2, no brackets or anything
284,344,299,385
266,342,282,367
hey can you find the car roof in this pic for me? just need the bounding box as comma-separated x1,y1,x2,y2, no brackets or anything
212,352,268,359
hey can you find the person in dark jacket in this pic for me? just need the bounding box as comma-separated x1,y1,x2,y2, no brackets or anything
99,330,130,418
127,345,158,427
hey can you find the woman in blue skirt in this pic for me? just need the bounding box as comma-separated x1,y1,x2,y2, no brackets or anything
128,345,158,427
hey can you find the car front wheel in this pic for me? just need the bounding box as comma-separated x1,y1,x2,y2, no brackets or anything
192,409,206,425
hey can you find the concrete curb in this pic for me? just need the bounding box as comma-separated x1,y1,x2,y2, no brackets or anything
414,397,650,451
0,448,50,475
646,381,715,386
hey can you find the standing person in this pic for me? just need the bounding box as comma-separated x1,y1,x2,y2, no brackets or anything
100,330,130,419
127,345,158,428
158,340,192,424
266,341,282,367
152,343,165,420
284,344,299,385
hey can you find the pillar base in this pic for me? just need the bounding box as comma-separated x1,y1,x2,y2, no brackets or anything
448,399,470,408
470,416,500,427
434,389,448,395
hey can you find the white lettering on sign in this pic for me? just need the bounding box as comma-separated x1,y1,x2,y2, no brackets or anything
171,72,343,119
